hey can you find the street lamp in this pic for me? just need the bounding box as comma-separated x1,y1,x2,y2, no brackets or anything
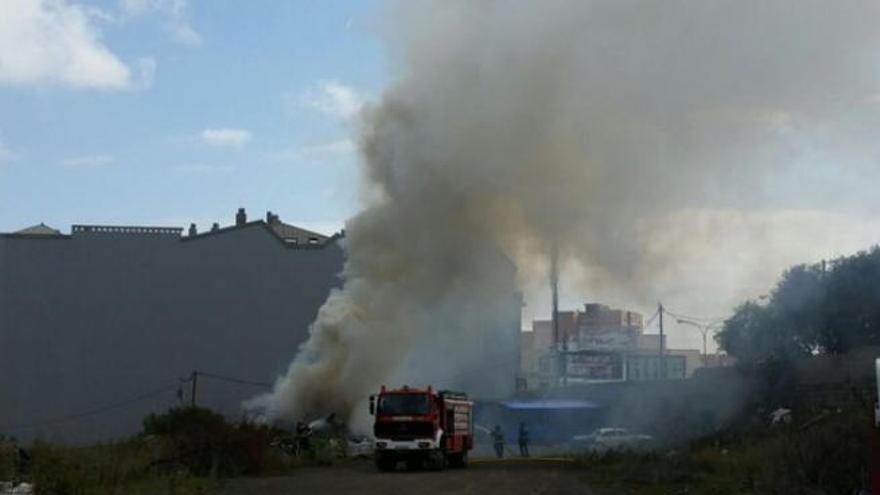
675,318,723,367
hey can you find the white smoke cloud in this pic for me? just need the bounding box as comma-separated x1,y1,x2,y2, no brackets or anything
256,0,880,425
528,208,880,346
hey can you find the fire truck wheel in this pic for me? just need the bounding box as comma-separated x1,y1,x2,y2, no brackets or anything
405,457,423,471
425,451,446,471
448,451,468,468
375,454,396,472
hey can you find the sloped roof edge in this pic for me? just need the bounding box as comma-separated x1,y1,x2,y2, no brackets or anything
181,220,344,249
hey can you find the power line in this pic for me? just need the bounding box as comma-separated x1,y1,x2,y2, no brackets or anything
0,383,180,432
644,308,660,328
0,370,275,432
663,308,726,324
197,371,273,388
186,370,273,408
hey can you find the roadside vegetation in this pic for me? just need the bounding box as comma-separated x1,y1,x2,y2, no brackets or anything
718,246,880,366
576,408,869,494
8,249,880,494
1,407,346,495
576,247,880,495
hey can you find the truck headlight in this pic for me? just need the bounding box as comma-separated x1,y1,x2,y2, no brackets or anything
376,442,387,449
418,441,430,449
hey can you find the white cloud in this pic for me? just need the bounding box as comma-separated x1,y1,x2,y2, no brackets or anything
0,141,14,163
297,139,356,159
170,22,201,46
120,0,167,18
0,0,134,89
268,139,357,164
173,162,233,174
119,0,202,46
119,0,152,16
288,81,368,120
199,128,252,148
135,57,156,90
60,154,115,169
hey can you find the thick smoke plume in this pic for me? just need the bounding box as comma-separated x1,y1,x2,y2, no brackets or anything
256,0,880,425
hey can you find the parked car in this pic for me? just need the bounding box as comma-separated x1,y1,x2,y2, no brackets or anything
570,427,653,452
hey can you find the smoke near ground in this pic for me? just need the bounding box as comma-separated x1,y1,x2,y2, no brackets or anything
253,0,880,426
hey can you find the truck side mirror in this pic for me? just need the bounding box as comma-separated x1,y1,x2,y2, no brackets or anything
369,395,375,416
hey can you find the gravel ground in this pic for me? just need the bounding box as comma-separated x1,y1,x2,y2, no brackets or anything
214,458,599,495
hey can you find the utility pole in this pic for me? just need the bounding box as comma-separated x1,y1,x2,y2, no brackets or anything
550,244,566,387
701,329,707,368
675,318,722,368
190,370,198,408
658,303,666,379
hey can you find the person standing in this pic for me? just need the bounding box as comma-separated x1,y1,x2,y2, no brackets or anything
295,420,313,458
491,425,505,458
518,422,530,457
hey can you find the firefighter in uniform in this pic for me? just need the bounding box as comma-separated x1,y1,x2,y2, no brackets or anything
491,425,505,458
518,422,530,457
295,420,313,458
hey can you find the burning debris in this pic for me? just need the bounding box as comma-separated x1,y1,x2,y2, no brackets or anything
252,0,880,430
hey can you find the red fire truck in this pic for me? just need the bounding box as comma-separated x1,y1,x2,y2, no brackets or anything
369,385,474,471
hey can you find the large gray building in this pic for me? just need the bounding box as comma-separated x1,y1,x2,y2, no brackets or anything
0,209,345,443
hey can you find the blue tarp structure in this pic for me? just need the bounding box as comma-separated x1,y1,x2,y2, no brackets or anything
475,398,606,444
499,399,600,410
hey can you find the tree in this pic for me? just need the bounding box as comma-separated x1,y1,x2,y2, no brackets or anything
716,300,807,371
716,246,880,365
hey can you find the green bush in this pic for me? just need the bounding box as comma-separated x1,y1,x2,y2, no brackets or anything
29,440,162,495
141,407,280,477
18,407,291,494
4,406,324,494
753,410,869,494
0,441,17,481
30,444,86,495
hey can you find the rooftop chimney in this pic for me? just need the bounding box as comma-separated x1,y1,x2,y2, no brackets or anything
188,223,197,236
211,222,219,232
235,208,247,226
266,210,279,224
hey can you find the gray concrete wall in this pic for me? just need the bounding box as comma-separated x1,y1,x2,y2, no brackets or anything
0,223,344,443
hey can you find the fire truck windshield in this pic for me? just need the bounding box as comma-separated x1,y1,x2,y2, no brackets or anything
377,394,430,415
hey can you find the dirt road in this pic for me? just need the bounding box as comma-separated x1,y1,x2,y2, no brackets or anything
215,459,599,495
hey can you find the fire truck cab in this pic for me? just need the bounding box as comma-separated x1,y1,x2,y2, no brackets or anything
369,385,473,471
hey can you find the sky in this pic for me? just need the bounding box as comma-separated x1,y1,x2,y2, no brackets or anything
0,0,386,235
5,1,880,353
